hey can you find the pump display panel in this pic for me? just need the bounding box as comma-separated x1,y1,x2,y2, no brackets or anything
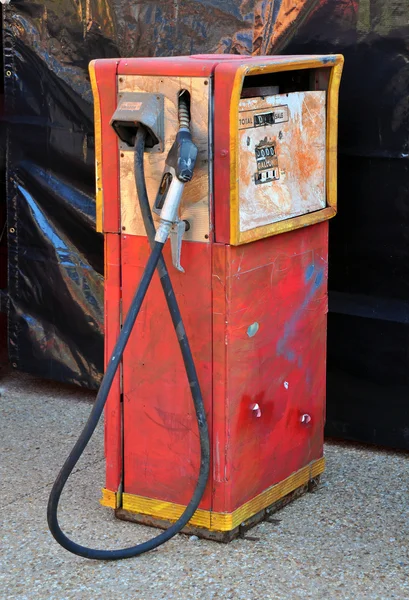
238,91,326,233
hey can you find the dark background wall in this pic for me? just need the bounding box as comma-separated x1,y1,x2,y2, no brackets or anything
2,1,409,446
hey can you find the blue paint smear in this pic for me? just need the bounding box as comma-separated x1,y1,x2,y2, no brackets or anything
315,271,324,288
277,268,325,360
286,350,295,362
247,322,259,338
305,264,315,282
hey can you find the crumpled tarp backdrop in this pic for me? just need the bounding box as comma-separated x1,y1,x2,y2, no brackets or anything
3,1,409,446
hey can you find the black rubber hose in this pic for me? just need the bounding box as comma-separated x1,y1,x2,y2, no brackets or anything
47,127,210,560
133,128,209,442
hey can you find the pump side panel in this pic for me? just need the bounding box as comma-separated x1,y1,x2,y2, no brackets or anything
104,233,122,492
213,222,328,514
121,235,213,509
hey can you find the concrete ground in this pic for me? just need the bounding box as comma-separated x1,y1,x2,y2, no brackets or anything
1,368,408,600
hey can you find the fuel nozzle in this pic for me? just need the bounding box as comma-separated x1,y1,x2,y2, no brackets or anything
154,92,198,259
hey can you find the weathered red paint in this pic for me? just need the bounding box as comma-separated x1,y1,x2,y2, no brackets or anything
104,233,122,491
212,222,328,512
115,55,315,79
213,62,236,244
120,236,213,508
94,55,332,521
118,223,327,513
117,56,219,78
92,60,120,233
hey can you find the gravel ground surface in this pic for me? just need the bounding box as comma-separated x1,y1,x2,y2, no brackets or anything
1,368,408,600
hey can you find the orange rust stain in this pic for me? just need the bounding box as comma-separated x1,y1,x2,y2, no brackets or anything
273,0,311,42
237,91,326,233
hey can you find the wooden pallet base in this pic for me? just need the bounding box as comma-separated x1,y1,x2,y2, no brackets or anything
115,475,320,542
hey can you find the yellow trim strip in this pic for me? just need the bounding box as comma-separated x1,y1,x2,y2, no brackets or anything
102,457,325,532
214,457,325,531
229,55,344,245
100,488,117,509
123,494,212,529
326,59,344,211
89,60,103,233
237,207,336,245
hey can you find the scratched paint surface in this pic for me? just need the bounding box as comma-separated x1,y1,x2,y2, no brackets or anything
212,222,329,513
121,235,213,509
238,91,326,233
120,223,328,515
104,234,122,491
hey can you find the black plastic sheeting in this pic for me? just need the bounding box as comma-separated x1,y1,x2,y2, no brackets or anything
3,1,409,446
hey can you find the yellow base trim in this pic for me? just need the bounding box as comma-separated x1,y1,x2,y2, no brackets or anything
236,207,336,245
103,457,325,532
100,488,117,509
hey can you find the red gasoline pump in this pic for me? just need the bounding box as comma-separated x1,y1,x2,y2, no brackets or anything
47,54,343,559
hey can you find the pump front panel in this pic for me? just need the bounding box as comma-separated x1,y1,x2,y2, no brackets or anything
121,236,213,510
238,91,326,233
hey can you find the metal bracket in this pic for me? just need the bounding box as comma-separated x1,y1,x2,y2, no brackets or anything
170,220,189,273
111,92,164,153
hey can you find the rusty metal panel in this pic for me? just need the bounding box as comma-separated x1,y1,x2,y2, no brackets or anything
118,75,211,243
238,91,326,233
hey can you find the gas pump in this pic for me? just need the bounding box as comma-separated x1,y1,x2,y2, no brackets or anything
47,54,343,560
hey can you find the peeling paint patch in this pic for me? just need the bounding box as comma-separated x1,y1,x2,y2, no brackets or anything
238,91,326,233
250,403,262,417
247,322,259,337
284,381,289,390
